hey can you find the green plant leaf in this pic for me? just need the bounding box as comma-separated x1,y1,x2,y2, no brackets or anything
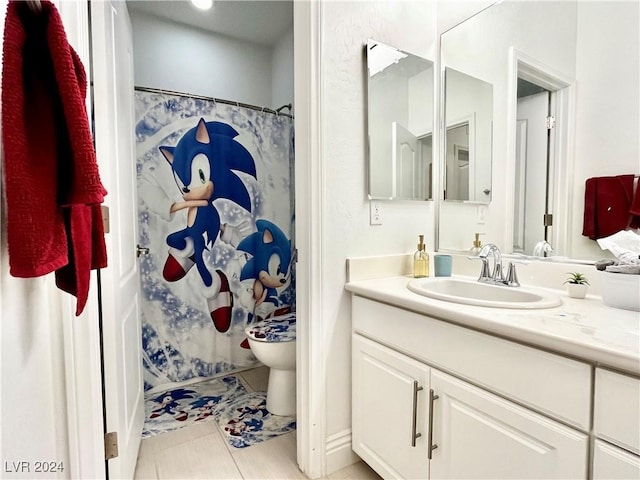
564,272,590,285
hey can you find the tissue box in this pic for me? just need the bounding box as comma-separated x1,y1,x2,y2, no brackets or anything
601,271,640,311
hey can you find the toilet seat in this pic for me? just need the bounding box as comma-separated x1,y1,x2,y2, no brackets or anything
245,313,296,343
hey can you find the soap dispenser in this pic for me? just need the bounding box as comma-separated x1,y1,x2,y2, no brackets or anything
470,233,484,255
413,235,429,278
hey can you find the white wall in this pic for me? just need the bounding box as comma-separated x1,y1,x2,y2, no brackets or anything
129,10,275,107
318,0,437,472
408,68,434,137
272,27,294,111
437,0,495,34
0,274,70,480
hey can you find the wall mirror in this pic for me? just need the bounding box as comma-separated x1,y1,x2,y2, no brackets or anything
367,39,435,200
438,0,639,260
443,67,493,202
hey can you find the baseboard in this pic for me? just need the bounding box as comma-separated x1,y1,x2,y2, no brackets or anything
325,428,361,475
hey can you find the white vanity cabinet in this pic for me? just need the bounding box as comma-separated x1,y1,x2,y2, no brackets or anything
592,369,640,479
352,335,431,479
430,370,588,479
351,296,592,479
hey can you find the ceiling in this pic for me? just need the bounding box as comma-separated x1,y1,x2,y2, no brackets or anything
126,0,293,46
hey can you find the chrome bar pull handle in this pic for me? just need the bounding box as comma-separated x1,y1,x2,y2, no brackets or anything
411,381,424,447
428,389,439,459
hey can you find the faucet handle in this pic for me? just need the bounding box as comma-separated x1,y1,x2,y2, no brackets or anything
505,262,520,287
478,258,491,281
467,255,491,281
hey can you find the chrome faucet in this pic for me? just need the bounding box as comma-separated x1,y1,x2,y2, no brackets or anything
470,243,520,287
533,240,553,257
477,244,504,283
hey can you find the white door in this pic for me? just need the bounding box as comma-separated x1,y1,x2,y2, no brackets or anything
392,122,420,199
430,370,588,480
352,335,430,480
513,119,527,251
444,123,470,201
516,91,549,255
91,1,144,478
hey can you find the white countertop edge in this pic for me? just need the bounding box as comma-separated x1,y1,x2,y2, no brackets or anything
345,275,640,376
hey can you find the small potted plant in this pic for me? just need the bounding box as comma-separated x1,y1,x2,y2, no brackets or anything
564,272,590,299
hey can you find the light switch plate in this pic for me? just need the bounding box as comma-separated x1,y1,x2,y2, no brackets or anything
477,205,487,224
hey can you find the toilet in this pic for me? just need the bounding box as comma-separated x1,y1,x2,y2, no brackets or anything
244,312,296,416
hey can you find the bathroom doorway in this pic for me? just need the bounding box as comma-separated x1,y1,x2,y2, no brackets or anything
510,51,574,257
127,0,295,437
514,79,551,254
95,1,296,477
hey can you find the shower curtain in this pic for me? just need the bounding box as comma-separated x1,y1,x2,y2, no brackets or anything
134,90,295,390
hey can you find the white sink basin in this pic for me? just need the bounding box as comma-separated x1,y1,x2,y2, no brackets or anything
407,277,562,309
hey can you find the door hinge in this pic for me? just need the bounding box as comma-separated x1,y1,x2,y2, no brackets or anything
104,432,119,460
101,205,110,234
543,214,553,227
546,116,556,130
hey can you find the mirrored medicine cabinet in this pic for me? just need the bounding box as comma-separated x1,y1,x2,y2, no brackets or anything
366,39,435,201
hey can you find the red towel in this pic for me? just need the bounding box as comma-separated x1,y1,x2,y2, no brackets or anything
2,0,107,315
582,174,635,240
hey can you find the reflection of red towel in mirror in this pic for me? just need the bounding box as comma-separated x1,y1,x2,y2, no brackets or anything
582,175,637,240
630,177,640,227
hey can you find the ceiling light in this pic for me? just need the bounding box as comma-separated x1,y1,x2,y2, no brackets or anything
191,0,213,11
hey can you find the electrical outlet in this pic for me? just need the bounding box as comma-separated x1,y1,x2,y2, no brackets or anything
370,201,383,225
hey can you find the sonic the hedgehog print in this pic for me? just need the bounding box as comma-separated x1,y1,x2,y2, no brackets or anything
159,118,256,333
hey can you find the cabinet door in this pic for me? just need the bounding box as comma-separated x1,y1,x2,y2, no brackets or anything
352,335,430,479
594,368,640,455
430,370,588,479
593,440,640,480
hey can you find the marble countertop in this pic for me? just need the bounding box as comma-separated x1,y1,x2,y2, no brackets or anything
346,275,640,375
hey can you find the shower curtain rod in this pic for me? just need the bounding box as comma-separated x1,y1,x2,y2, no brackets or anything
134,86,294,119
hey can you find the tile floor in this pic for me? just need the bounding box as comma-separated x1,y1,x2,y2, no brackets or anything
134,367,381,480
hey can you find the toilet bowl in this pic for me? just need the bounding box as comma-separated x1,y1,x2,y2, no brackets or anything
245,313,296,416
